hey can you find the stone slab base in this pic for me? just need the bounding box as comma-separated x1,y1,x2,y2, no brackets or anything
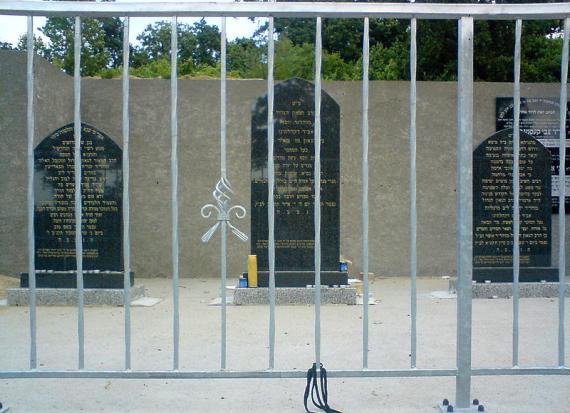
468,282,570,299
473,282,570,298
233,287,356,305
7,285,145,306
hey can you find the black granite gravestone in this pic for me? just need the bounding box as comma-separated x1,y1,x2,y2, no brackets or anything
21,123,132,288
473,128,557,282
496,97,570,213
250,78,346,287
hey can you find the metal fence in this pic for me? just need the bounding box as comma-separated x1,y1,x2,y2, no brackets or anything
0,1,569,411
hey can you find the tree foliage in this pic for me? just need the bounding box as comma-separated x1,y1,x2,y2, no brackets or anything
16,34,48,55
227,38,266,78
38,16,123,76
4,0,565,82
131,18,221,75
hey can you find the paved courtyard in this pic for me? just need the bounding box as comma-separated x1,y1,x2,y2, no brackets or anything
1,275,569,412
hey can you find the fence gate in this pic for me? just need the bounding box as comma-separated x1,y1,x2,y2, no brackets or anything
0,1,569,412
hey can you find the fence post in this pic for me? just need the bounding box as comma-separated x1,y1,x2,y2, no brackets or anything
455,16,474,410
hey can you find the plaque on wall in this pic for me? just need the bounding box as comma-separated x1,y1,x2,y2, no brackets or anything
496,97,570,213
250,78,346,287
473,128,557,282
21,123,131,288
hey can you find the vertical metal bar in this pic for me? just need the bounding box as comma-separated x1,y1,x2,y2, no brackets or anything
220,16,228,370
26,15,37,371
267,16,276,370
409,16,418,370
170,16,180,371
220,17,227,179
314,16,323,368
361,16,370,370
558,17,569,368
220,219,227,370
455,16,474,410
122,16,132,371
512,18,522,368
73,15,85,371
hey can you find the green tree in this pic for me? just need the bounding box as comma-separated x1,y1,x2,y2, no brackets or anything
255,17,409,65
16,34,48,56
250,0,563,82
0,42,14,50
227,38,265,78
100,16,123,68
130,58,172,79
134,21,185,65
273,36,359,81
192,18,221,67
322,50,357,80
368,41,408,80
416,20,458,81
520,20,565,82
274,37,315,80
13,0,563,81
35,1,123,76
132,18,220,72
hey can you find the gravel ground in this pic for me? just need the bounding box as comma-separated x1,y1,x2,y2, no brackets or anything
0,274,18,300
0,276,569,412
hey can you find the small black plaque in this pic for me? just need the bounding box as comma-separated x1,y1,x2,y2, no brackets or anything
496,97,570,213
473,128,556,282
251,78,343,285
32,123,124,287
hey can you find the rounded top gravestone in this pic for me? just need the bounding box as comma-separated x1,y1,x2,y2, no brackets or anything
473,127,558,282
34,123,122,273
250,78,345,287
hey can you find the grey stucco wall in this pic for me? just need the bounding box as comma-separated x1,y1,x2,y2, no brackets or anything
1,51,568,279
0,51,73,276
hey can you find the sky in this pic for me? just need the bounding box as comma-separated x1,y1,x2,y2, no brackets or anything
0,0,261,47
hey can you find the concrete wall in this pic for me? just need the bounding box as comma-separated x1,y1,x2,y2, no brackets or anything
1,50,568,279
0,51,73,277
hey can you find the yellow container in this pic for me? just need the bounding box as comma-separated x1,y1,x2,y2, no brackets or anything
247,255,258,288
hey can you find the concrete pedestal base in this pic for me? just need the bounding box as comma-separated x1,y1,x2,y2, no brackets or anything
233,286,356,305
448,279,570,299
7,285,145,306
471,282,570,299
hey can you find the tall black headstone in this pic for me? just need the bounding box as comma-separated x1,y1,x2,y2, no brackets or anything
21,123,131,288
473,128,557,282
496,97,570,213
250,78,346,287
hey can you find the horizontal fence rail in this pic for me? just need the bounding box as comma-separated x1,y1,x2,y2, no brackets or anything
0,367,568,380
1,2,569,412
0,1,569,19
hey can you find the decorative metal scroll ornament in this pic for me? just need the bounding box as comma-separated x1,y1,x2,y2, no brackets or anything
201,177,248,243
